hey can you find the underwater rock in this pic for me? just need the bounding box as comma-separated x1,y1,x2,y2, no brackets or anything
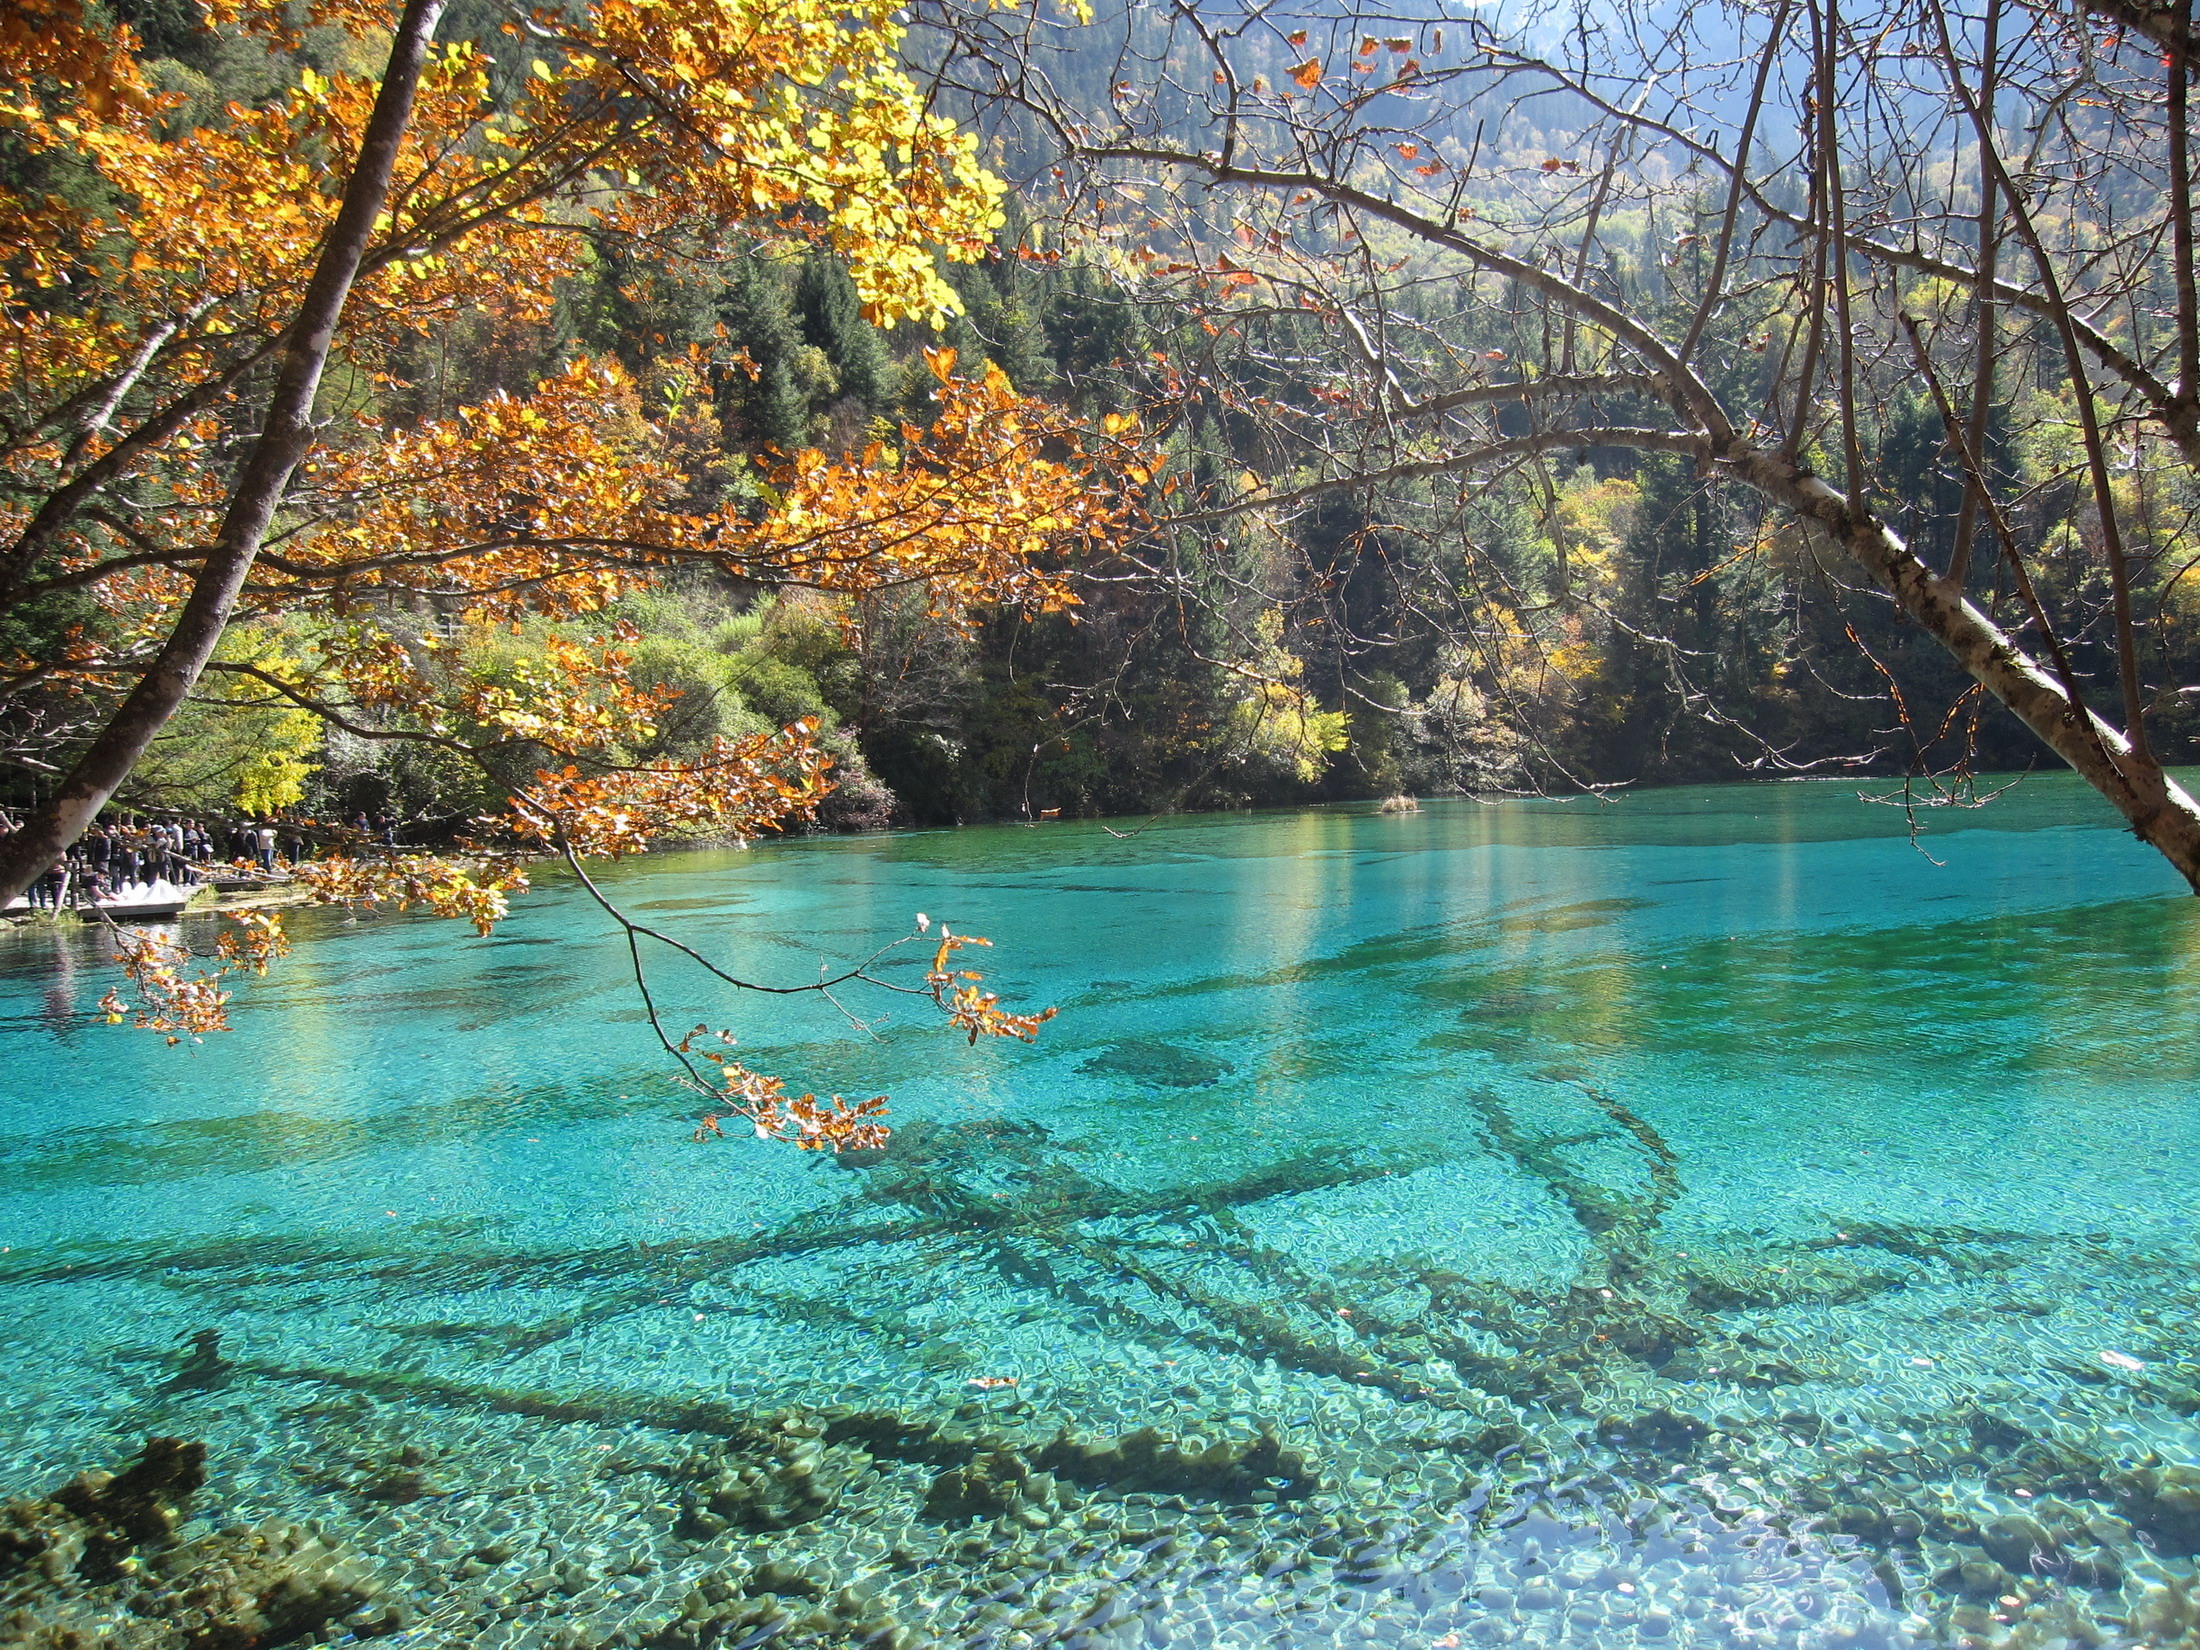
817,1410,978,1467
323,1440,447,1507
1966,1410,2032,1453
902,1418,1316,1520
645,1565,916,1650
1818,1493,1936,1554
1076,1041,1231,1090
2108,1462,2200,1556
678,1417,866,1533
817,1405,1316,1507
356,1470,432,1505
0,1442,377,1650
1593,1409,1711,1460
1938,1556,2016,1600
1825,1501,1892,1543
59,1436,207,1543
2066,1545,2124,1593
1,1437,208,1587
922,1450,1055,1525
148,1520,382,1648
1404,1422,1530,1465
2130,1574,2200,1643
744,1561,824,1599
1969,1591,2119,1650
1978,1514,2061,1574
1035,1424,1316,1502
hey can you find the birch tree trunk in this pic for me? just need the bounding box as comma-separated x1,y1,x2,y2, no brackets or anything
1723,445,2200,891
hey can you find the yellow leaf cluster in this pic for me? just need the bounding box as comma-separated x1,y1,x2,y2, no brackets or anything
716,351,1136,623
294,856,530,935
512,724,835,857
265,354,1137,628
97,912,289,1042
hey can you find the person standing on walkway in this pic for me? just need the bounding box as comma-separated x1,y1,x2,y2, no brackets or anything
29,854,65,911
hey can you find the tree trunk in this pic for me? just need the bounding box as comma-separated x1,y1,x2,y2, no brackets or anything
1726,442,2200,891
0,0,448,905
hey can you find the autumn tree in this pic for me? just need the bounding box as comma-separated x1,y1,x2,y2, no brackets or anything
939,0,2200,887
0,0,1127,1137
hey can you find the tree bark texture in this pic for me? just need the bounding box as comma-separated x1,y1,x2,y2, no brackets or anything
1722,442,2200,891
0,0,449,905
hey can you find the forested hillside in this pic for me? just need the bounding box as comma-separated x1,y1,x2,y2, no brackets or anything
5,0,2196,848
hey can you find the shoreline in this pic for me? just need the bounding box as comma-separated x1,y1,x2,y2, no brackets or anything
0,879,318,931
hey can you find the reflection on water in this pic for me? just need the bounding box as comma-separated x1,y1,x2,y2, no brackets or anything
2,778,2199,1649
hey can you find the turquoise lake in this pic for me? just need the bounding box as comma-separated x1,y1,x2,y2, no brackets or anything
4,777,2200,1650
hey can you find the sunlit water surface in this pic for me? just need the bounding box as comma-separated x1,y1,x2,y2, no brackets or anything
4,778,2200,1650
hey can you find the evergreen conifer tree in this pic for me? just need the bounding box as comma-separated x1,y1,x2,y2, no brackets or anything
794,253,897,414
717,255,809,451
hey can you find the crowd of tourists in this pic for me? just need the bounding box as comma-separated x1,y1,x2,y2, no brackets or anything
0,809,404,912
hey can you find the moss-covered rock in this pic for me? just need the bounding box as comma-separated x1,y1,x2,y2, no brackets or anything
2,1437,207,1589
922,1450,1054,1524
0,1442,377,1650
1594,1407,1712,1460
2109,1462,2200,1556
1035,1424,1316,1502
677,1414,868,1535
1978,1513,2060,1574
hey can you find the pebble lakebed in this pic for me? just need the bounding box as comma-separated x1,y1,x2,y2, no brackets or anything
6,1092,2200,1650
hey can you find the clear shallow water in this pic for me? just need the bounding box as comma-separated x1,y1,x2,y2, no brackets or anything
4,777,2200,1650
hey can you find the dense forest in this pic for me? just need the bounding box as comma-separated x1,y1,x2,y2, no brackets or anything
3,0,2197,858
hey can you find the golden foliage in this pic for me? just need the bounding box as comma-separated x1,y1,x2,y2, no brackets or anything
690,1046,892,1152
5,0,1127,1135
293,855,529,936
96,912,290,1043
264,351,1130,625
684,918,1057,1149
2,0,1000,324
513,725,835,857
924,928,1058,1044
